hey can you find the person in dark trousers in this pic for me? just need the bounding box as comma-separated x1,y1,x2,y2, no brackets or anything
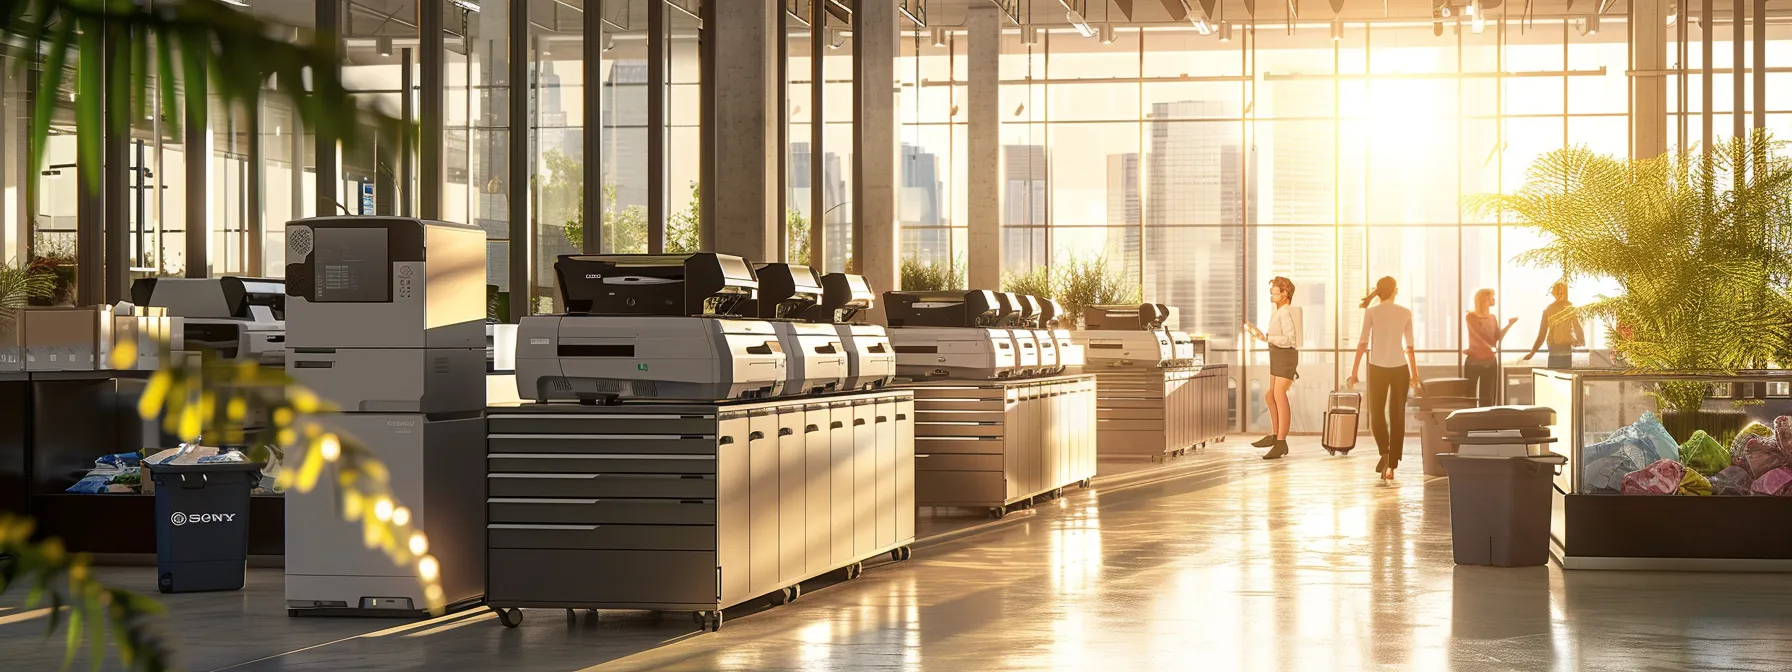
1347,277,1422,483
1523,280,1583,370
1464,288,1518,408
1243,277,1301,460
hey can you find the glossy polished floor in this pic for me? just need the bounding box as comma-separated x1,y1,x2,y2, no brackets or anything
7,436,1792,671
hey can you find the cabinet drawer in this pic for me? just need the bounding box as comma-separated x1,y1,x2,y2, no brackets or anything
914,453,1003,471
915,421,1004,438
913,397,1007,412
913,409,1006,424
488,473,716,499
488,549,716,607
1097,407,1166,421
907,385,1005,401
488,434,718,455
915,470,1005,505
913,436,1004,455
488,413,717,436
1099,418,1165,432
488,453,717,475
489,498,717,525
488,523,716,551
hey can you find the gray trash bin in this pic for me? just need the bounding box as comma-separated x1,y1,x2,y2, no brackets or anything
1414,384,1477,477
1437,452,1566,567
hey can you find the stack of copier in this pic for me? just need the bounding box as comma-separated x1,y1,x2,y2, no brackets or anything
1038,298,1084,371
515,253,787,403
744,263,848,396
1071,303,1176,369
130,276,287,366
993,293,1040,376
810,272,895,391
884,290,1016,380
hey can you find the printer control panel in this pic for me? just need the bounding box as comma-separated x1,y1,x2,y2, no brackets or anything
396,263,418,301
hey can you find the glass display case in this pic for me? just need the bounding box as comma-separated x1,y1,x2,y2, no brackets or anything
1534,369,1792,570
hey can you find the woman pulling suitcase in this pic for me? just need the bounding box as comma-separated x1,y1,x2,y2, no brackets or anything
1347,277,1422,482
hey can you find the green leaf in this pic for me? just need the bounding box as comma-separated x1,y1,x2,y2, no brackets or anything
154,31,179,137
75,16,102,185
32,19,74,173
61,608,81,672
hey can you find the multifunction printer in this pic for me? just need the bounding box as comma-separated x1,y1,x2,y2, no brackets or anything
812,272,895,391
1015,294,1059,375
1038,298,1083,371
283,216,487,617
131,276,287,365
885,290,1016,380
746,263,847,396
1073,303,1175,368
514,253,787,403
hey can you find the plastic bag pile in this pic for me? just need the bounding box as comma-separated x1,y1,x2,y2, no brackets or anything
64,452,143,494
1585,413,1792,496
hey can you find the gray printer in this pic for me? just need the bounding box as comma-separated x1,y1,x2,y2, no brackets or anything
747,263,848,396
1038,298,1083,371
130,276,287,366
994,293,1040,377
1071,303,1175,368
885,290,1016,380
282,216,487,616
515,253,788,403
1015,294,1059,375
810,272,895,391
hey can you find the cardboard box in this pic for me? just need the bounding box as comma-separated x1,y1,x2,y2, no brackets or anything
23,306,111,371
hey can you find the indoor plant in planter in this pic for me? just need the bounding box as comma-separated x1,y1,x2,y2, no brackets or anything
1054,255,1140,330
1471,132,1792,443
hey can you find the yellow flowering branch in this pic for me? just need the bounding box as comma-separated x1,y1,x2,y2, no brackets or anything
0,516,171,672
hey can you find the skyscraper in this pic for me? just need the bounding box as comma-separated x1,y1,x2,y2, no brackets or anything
1003,144,1047,274
900,143,951,266
1139,101,1248,337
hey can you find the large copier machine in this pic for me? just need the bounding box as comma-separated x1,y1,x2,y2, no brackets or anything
130,277,287,365
1072,303,1177,368
993,293,1040,377
515,253,787,403
746,263,848,396
811,272,895,391
283,216,487,616
1037,298,1084,371
884,290,1016,380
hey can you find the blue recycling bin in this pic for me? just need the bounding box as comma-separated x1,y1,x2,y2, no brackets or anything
151,462,262,593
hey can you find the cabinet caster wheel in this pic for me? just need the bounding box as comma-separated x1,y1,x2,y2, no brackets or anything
774,586,797,605
496,607,523,628
1080,478,1092,488
694,610,724,630
846,562,863,580
988,506,1006,519
899,546,913,561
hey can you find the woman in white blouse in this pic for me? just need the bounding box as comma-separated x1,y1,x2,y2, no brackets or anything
1243,276,1300,459
1346,276,1423,482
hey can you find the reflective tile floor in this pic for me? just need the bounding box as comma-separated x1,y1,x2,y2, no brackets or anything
7,436,1792,671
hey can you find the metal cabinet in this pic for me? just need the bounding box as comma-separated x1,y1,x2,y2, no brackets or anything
1093,365,1228,462
485,391,916,625
906,375,1099,515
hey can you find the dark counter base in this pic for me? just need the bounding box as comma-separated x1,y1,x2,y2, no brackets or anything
1564,493,1792,560
29,494,286,556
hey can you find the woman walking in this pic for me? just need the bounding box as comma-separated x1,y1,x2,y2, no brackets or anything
1243,277,1301,460
1464,289,1518,408
1347,277,1421,482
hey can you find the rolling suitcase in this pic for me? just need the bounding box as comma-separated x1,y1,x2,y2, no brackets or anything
1322,391,1361,455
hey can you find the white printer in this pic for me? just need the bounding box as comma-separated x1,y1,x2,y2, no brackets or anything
745,263,848,396
1072,303,1175,368
1015,294,1059,375
994,293,1039,377
811,272,895,391
130,276,286,366
515,253,787,403
1038,298,1083,371
885,290,1016,380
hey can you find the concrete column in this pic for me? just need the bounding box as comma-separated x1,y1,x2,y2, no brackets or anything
1632,0,1669,159
966,6,1001,291
704,0,779,262
854,1,899,322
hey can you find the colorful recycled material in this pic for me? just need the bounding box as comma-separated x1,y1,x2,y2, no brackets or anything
1582,444,1646,493
1678,430,1729,477
1776,416,1792,457
1620,458,1686,496
1731,421,1773,468
1630,412,1681,462
1709,466,1755,496
1677,468,1713,496
1742,435,1791,479
1750,467,1792,496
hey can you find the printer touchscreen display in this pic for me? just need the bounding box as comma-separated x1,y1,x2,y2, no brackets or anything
314,228,389,302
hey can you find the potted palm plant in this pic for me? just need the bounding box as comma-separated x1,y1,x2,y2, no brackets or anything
1470,132,1792,442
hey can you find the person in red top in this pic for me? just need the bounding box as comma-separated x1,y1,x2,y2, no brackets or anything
1463,288,1518,407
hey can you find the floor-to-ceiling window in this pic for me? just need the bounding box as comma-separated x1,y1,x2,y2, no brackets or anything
898,15,1660,433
